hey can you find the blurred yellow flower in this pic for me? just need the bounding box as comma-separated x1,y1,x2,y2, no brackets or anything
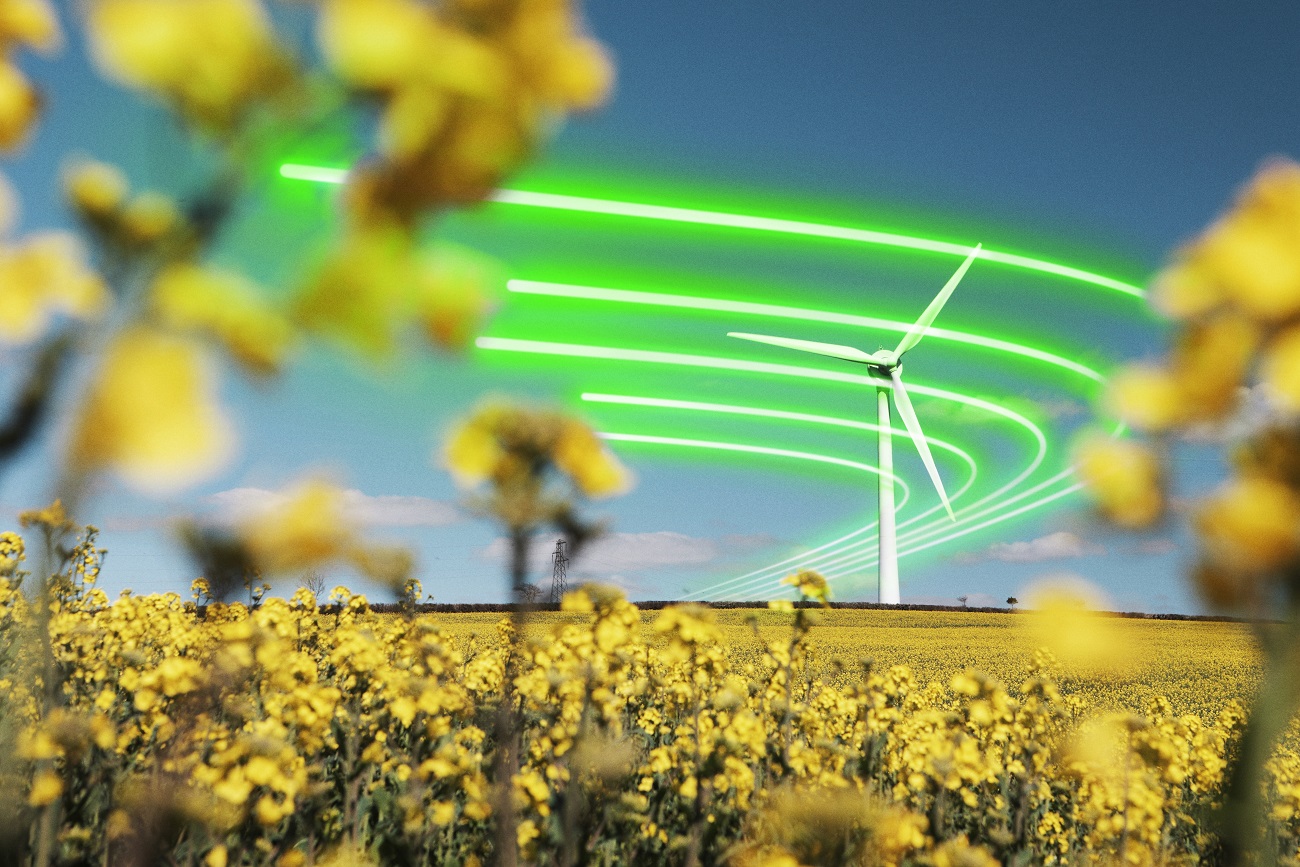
86,0,293,129
27,768,62,806
151,262,296,376
0,61,39,149
443,408,504,488
553,417,631,498
68,327,233,491
242,480,352,574
782,570,830,604
64,159,128,220
1106,364,1183,433
1197,475,1300,574
1263,325,1300,411
0,232,109,344
1169,313,1259,420
1200,162,1300,321
294,227,416,359
317,0,428,91
120,191,180,245
413,245,498,352
1073,434,1163,528
0,0,60,53
1022,576,1124,673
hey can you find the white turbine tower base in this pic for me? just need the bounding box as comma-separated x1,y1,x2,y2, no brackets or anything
876,387,899,604
729,243,982,604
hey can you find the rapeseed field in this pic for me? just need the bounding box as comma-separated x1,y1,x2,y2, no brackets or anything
3,531,1286,865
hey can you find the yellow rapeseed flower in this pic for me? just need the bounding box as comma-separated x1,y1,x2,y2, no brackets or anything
0,61,39,149
64,159,128,219
0,0,60,53
241,480,353,574
69,327,233,491
1197,475,1300,574
0,233,109,344
1073,434,1162,528
86,0,293,129
552,417,632,498
27,768,62,806
150,262,296,376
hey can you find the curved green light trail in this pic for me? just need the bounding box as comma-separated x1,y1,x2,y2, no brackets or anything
510,280,1106,385
280,160,1130,599
583,392,986,600
477,336,1057,598
279,163,1146,299
598,433,912,513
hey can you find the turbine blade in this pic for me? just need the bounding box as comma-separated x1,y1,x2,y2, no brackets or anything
890,368,955,521
728,332,874,364
892,243,982,358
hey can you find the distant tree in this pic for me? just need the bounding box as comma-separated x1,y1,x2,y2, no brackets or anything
519,583,543,604
957,594,969,608
1007,596,1019,608
300,569,327,602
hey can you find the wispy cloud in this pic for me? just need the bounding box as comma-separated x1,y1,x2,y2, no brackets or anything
206,487,463,528
1182,383,1293,444
483,530,722,574
956,531,1105,564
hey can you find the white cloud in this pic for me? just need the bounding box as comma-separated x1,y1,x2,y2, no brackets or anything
1134,538,1178,556
1182,383,1293,444
957,531,1105,564
206,487,462,528
483,530,721,576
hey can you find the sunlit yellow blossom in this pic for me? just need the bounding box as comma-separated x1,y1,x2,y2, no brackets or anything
86,0,293,129
0,0,60,53
1197,475,1300,573
317,0,428,91
241,480,353,574
1194,159,1300,321
1263,325,1300,411
782,570,830,604
151,262,296,375
0,61,39,149
27,769,62,806
1023,576,1124,673
120,191,181,245
1106,364,1183,433
413,245,498,352
69,327,233,491
64,159,128,219
204,845,228,867
0,233,109,344
1073,434,1162,528
19,498,73,532
553,417,632,497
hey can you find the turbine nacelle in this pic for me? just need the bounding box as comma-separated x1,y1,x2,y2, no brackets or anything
727,241,983,528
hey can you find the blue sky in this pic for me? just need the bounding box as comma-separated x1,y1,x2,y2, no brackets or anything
1,2,1297,611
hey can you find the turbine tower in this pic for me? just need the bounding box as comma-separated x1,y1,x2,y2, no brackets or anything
728,244,982,604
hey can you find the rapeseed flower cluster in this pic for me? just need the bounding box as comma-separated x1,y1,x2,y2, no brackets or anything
0,537,1282,865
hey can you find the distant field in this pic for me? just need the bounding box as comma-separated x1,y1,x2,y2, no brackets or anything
428,607,1264,722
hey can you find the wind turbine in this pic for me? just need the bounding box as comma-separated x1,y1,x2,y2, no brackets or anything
728,244,982,604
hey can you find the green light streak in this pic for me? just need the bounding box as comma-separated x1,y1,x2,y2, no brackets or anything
731,470,1084,600
278,162,1146,299
280,160,1122,598
477,336,1048,455
511,280,1104,385
586,392,985,602
598,432,912,512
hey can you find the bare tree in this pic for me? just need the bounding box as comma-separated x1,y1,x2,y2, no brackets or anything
300,570,326,604
957,594,969,608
